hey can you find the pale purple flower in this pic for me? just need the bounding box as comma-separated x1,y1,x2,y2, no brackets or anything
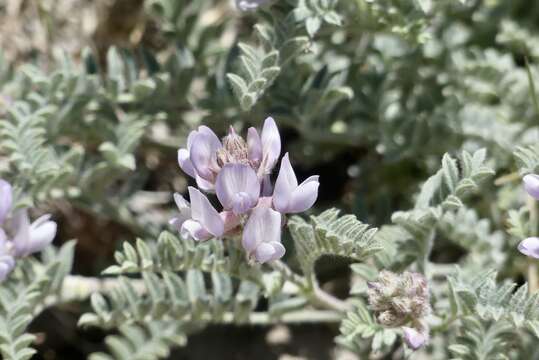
0,179,57,281
524,174,539,200
235,0,272,11
178,126,223,191
242,206,285,263
518,237,539,258
11,210,57,258
273,153,319,214
0,182,57,257
247,127,263,167
180,187,224,241
216,164,260,214
402,326,428,350
172,116,318,264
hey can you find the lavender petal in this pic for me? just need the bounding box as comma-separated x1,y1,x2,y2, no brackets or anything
215,164,260,214
188,187,224,237
11,209,32,257
287,175,319,213
247,127,263,166
261,117,281,173
518,237,539,259
178,148,196,178
190,131,222,181
524,174,539,200
28,214,57,253
242,207,282,262
180,219,212,241
402,327,428,350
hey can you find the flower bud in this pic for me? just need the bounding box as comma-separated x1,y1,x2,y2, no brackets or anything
367,271,431,327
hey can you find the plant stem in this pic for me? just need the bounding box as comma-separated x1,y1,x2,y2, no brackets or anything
310,280,353,313
527,196,539,293
48,275,343,324
220,310,343,325
269,259,308,288
269,260,352,313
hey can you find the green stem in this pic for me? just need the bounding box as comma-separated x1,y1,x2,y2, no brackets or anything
269,261,352,313
219,310,342,325
48,275,343,324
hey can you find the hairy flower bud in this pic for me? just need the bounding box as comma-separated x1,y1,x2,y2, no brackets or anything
367,271,430,327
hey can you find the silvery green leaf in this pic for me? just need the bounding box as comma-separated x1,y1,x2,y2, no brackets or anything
306,17,322,37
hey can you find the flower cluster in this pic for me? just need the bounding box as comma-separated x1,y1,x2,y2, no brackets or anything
0,179,57,281
519,174,539,258
171,117,319,263
367,271,431,350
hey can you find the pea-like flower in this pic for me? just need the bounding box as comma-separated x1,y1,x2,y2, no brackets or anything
524,174,539,200
172,117,319,263
216,164,260,215
0,179,57,282
518,237,539,259
11,210,58,257
242,206,285,263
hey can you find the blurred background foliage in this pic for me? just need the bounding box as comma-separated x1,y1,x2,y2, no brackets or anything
2,0,539,358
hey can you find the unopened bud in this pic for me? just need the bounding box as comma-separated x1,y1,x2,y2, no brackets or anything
367,271,431,327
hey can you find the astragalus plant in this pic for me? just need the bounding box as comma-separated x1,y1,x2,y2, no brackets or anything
3,0,539,359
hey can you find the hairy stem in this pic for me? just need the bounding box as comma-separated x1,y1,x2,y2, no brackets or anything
48,275,343,324
269,260,352,313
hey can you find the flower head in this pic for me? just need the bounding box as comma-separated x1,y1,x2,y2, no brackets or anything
367,271,430,326
172,116,318,263
367,271,431,350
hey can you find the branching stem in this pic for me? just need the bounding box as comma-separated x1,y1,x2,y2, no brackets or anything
269,260,352,313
